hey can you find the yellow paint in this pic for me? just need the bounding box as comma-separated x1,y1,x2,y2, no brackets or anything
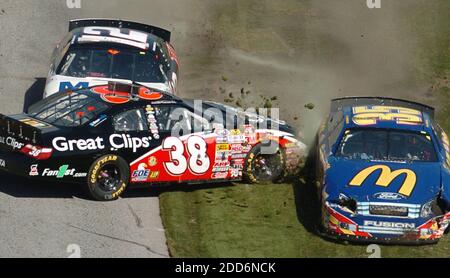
352,105,423,126
349,165,417,197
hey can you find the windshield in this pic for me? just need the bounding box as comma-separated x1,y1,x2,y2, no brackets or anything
335,128,438,162
56,45,167,83
28,92,109,127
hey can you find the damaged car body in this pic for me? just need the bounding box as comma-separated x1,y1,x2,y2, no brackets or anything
315,97,450,244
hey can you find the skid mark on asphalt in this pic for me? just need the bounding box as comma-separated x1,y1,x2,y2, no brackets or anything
66,224,168,258
127,204,144,228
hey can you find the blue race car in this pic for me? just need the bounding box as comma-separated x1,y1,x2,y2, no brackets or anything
315,97,450,244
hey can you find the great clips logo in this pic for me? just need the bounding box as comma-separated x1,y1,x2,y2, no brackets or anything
52,134,154,153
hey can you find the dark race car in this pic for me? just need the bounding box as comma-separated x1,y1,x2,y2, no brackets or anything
44,19,179,98
315,97,450,244
0,83,306,201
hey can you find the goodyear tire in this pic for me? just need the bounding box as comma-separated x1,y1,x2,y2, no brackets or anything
84,154,130,201
243,142,285,184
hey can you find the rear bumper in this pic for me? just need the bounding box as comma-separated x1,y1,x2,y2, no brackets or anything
0,150,36,177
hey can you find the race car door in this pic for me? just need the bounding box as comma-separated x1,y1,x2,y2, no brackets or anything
129,104,233,183
112,107,164,183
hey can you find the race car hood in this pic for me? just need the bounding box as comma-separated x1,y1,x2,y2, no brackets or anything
325,159,442,204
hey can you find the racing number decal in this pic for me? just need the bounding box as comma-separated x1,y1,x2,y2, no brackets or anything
83,27,148,43
186,136,210,174
163,137,187,175
349,165,417,197
163,136,210,176
352,106,423,126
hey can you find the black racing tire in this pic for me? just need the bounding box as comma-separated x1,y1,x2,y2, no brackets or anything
84,154,130,201
243,142,285,184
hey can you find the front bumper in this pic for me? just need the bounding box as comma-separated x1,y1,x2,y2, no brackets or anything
321,202,449,245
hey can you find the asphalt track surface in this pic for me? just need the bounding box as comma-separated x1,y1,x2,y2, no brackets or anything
0,0,209,258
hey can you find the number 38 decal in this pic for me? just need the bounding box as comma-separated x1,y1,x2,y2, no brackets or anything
162,136,211,176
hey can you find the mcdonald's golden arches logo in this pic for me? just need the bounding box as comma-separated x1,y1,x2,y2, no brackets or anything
349,165,417,197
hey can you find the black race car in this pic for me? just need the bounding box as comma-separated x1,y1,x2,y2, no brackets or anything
0,83,306,201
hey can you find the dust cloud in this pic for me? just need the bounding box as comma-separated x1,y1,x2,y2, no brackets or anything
176,0,428,144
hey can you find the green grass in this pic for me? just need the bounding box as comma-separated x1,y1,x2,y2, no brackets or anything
160,0,450,257
160,180,450,258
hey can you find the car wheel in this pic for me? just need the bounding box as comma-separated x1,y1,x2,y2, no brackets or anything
243,142,285,183
84,154,130,201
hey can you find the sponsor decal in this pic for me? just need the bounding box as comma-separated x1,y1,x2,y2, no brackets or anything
212,166,229,173
216,129,230,143
349,165,417,197
138,89,163,101
0,159,5,168
216,143,230,152
89,114,108,127
212,161,229,173
132,169,150,181
29,164,39,176
216,136,228,143
145,105,160,140
52,134,154,153
212,172,228,179
244,125,257,144
231,159,244,169
41,165,87,178
364,221,415,230
228,135,245,144
150,100,178,105
90,155,117,184
131,169,159,182
91,86,131,104
215,150,229,163
20,118,50,128
230,168,242,178
59,81,89,93
213,161,230,167
230,144,243,153
231,153,247,159
0,137,25,150
373,192,405,201
148,156,157,167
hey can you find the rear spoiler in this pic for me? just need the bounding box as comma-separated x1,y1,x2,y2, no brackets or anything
0,114,42,144
69,18,171,42
331,97,435,119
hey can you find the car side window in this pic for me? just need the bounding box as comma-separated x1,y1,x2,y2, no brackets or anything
434,123,450,167
153,105,210,134
328,114,344,150
114,109,148,132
